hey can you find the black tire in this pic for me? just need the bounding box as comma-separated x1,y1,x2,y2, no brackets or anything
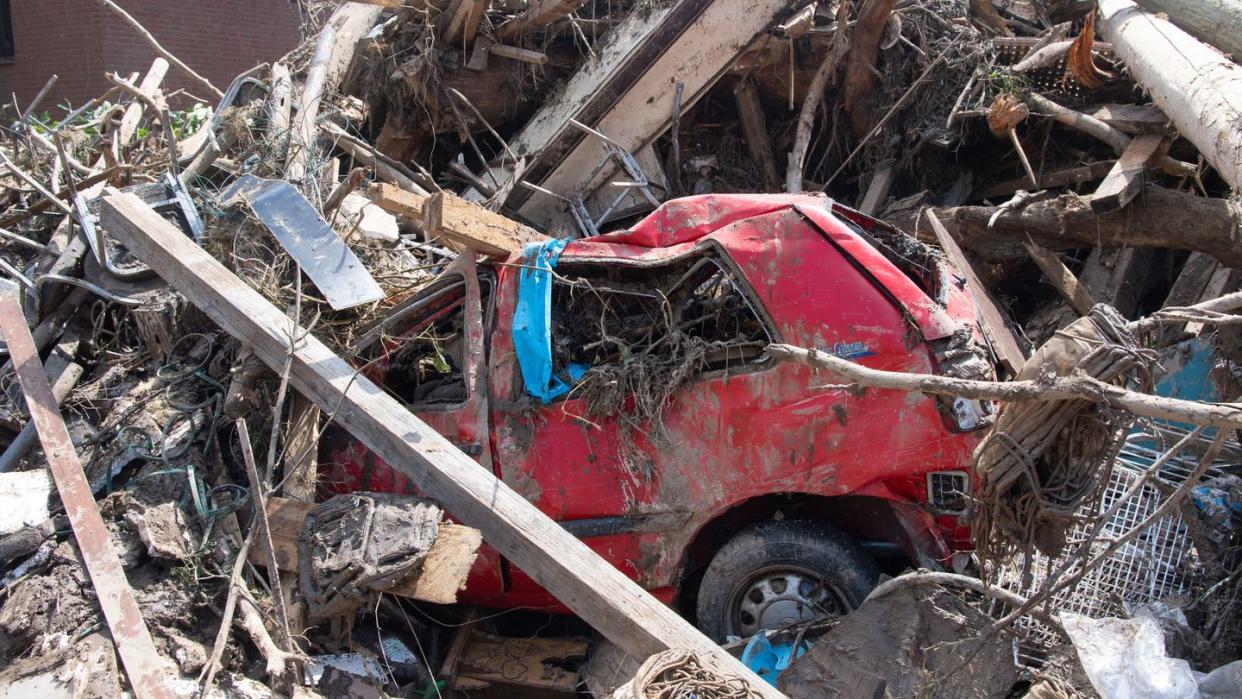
695,519,880,641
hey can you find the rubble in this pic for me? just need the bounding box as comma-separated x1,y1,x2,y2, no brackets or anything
0,0,1240,696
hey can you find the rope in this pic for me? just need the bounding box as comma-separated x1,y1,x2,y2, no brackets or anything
973,304,1157,567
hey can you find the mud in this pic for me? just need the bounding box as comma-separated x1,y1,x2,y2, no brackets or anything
779,585,1020,698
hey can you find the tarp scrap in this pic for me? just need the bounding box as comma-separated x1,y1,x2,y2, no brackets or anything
512,238,585,403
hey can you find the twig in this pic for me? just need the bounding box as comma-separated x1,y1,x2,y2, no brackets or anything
199,527,255,691
766,343,1242,429
96,0,224,99
236,419,295,654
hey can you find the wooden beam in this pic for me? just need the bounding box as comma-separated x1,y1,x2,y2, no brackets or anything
424,191,550,257
98,194,780,697
368,181,428,218
924,211,1026,375
1024,241,1097,316
488,0,790,230
252,497,481,604
976,160,1116,200
497,0,588,39
1087,134,1165,212
0,290,171,698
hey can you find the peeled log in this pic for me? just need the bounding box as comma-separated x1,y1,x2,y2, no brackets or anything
1136,0,1242,63
1098,0,1242,189
912,188,1242,267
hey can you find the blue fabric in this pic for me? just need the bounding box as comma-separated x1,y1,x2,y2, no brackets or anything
512,238,585,403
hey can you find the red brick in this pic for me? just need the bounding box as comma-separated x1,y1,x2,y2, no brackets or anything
0,0,301,115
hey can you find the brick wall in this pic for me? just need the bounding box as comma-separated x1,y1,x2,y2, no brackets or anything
0,0,302,117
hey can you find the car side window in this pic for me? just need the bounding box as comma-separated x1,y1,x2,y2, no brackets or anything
548,247,772,395
356,273,493,407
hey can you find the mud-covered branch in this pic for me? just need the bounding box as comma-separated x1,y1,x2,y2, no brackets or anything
766,343,1242,429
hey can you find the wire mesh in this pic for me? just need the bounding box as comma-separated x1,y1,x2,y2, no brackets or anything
996,424,1234,660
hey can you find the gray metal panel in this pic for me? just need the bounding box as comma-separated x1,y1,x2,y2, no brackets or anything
221,175,384,310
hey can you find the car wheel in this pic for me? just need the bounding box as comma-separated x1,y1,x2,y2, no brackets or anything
695,519,880,642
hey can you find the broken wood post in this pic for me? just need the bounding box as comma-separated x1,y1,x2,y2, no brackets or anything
858,161,896,216
923,211,1026,374
0,288,171,698
423,191,550,256
98,193,782,698
1086,134,1165,212
496,0,588,39
733,79,780,191
1098,0,1242,189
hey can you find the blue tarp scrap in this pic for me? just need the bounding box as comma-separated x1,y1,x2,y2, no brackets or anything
512,238,587,403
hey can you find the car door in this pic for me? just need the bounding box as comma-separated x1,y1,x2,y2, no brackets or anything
319,256,504,593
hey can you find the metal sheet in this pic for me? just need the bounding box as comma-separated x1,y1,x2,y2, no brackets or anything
221,175,384,310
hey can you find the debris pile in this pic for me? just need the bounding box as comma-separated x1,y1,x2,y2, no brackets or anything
0,0,1240,696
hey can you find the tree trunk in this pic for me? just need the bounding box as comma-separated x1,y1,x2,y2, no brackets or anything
842,0,897,139
1136,0,1242,62
907,188,1242,267
1098,0,1242,189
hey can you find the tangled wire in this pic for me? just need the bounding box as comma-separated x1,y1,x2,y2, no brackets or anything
618,649,760,699
972,304,1157,569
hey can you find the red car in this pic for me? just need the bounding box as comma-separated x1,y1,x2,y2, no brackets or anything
322,194,995,640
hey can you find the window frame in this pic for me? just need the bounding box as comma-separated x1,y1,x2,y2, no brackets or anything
361,269,495,412
527,240,782,407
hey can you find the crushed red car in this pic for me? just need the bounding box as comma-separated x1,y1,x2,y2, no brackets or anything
322,193,997,640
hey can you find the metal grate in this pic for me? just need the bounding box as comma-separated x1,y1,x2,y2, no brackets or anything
996,425,1235,660
927,470,970,514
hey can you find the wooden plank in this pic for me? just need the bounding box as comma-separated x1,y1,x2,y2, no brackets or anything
489,43,550,65
424,191,551,257
857,162,896,216
977,160,1116,200
1087,134,1165,212
925,211,1026,374
98,194,781,697
254,496,481,604
497,0,588,39
733,78,780,190
0,290,171,698
1024,241,1097,316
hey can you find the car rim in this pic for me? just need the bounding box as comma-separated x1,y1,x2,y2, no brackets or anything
728,565,851,638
